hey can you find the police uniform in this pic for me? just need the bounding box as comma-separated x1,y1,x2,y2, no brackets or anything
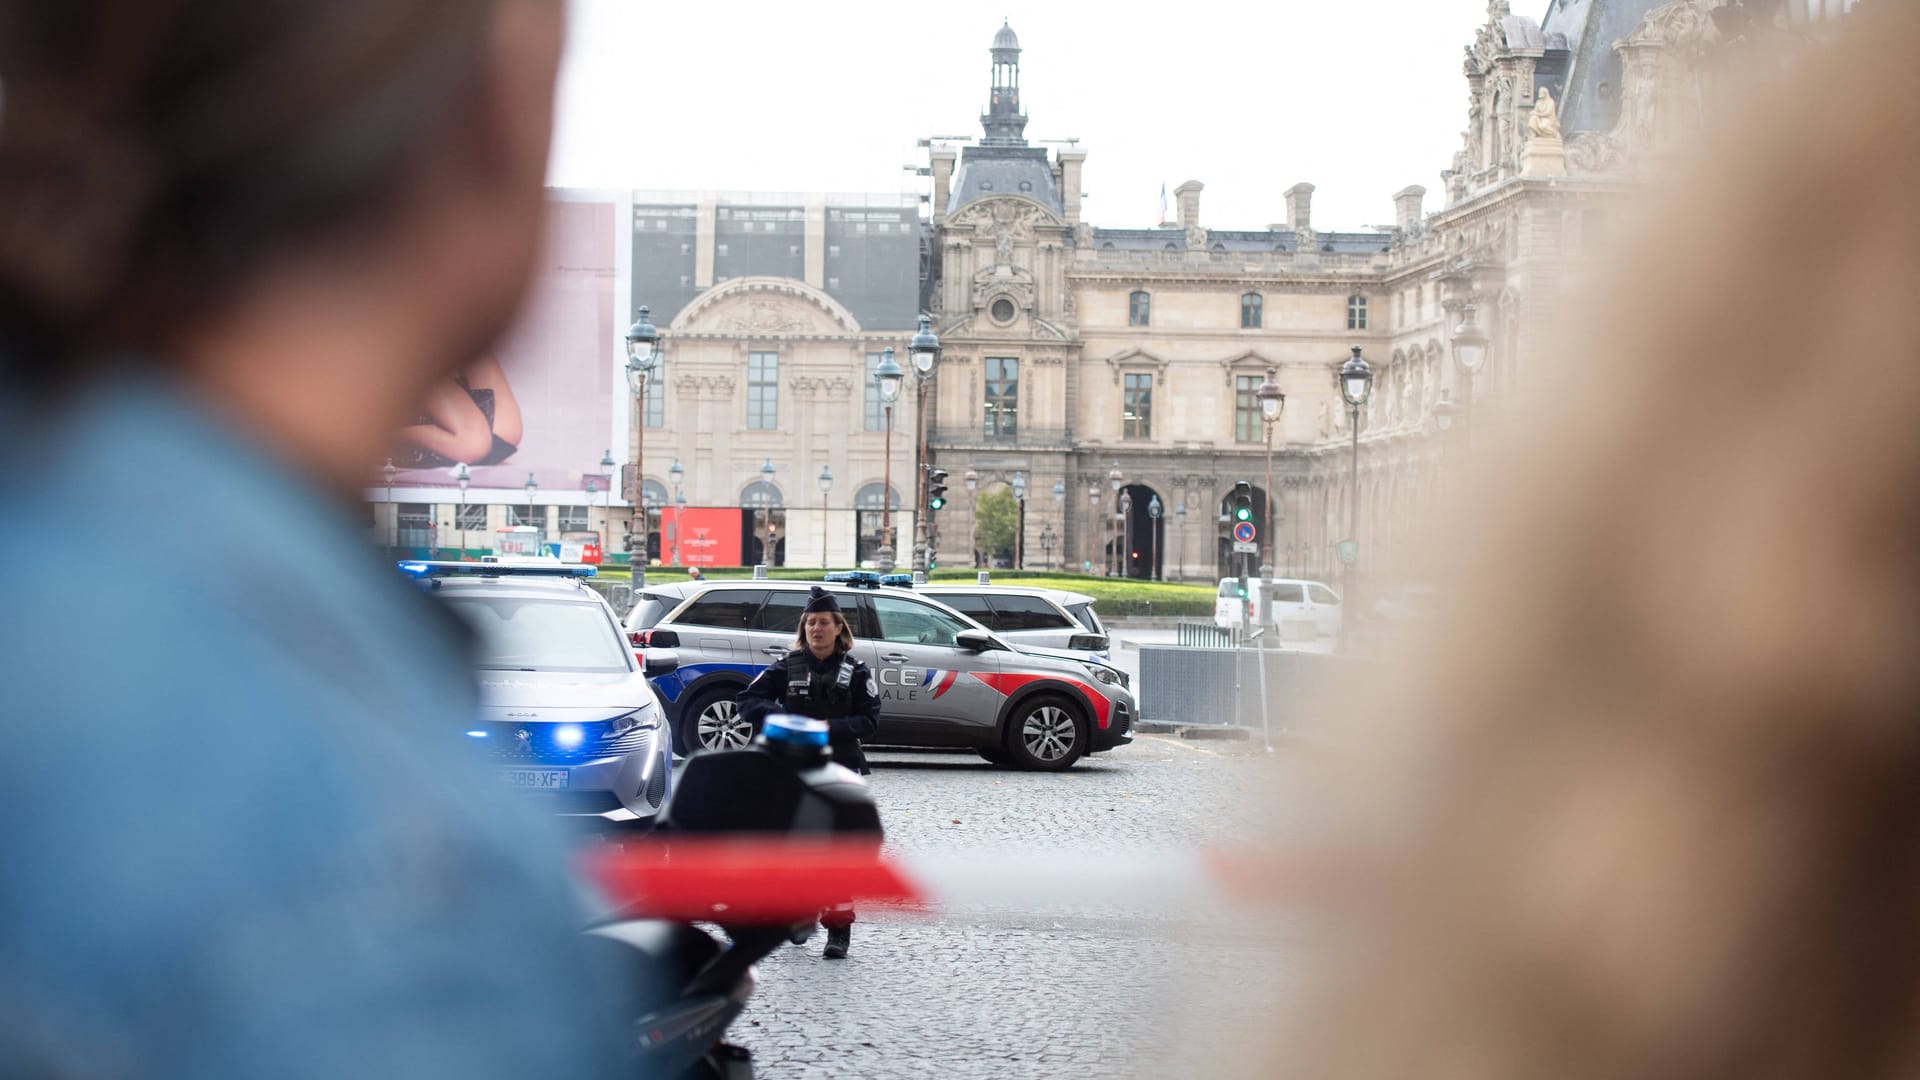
735,594,881,775
733,587,882,958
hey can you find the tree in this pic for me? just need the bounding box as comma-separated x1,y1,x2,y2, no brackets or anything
974,487,1018,565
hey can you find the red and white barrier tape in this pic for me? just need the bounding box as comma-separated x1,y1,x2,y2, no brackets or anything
581,839,1320,922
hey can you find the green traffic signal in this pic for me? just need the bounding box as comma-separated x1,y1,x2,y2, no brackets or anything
1234,506,1252,521
929,496,946,510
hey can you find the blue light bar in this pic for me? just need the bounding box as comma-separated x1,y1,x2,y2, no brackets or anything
822,570,883,589
397,560,597,580
879,573,914,589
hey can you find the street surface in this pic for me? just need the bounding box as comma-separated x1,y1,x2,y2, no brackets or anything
739,724,1315,1080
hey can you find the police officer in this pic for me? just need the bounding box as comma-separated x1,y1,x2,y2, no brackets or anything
735,586,881,958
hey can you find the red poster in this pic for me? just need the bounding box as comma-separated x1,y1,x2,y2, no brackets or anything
666,508,741,567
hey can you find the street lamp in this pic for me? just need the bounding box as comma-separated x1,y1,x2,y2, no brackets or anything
1175,501,1187,581
817,464,833,569
524,472,538,548
1147,494,1162,581
1255,367,1286,579
455,463,470,561
1118,492,1132,578
1011,471,1028,570
626,305,664,587
757,456,776,568
907,314,942,574
1039,522,1057,571
1449,303,1489,449
1107,463,1124,577
874,346,905,572
1087,485,1101,574
381,458,397,554
1338,345,1374,652
963,468,979,567
672,490,686,566
597,450,615,560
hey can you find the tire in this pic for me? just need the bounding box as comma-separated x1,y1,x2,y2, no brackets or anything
676,685,753,755
1003,694,1088,771
975,748,1013,766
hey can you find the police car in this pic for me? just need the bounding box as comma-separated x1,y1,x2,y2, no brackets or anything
402,559,678,826
625,573,1134,771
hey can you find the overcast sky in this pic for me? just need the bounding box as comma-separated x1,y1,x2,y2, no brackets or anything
549,0,1506,233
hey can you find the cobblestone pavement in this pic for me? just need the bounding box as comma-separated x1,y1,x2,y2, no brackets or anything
737,732,1318,1080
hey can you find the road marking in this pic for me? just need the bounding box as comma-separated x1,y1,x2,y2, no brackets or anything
1142,734,1221,756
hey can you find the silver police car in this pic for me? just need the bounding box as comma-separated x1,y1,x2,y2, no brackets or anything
625,574,1134,771
406,560,678,826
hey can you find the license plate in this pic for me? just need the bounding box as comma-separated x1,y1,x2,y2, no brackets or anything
497,768,569,790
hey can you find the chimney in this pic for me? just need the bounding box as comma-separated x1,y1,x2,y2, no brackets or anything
1174,180,1204,230
1058,149,1087,226
1284,183,1315,232
930,149,958,222
1393,185,1427,233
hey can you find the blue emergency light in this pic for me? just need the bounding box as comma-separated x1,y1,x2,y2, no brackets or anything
397,560,597,581
761,714,830,748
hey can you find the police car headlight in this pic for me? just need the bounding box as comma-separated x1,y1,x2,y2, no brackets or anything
603,707,657,739
1081,663,1121,687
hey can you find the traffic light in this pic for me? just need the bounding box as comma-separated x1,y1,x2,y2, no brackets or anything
1230,481,1255,524
927,468,949,511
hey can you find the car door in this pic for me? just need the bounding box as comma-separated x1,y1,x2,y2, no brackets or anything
862,592,1001,744
1266,581,1307,628
1305,583,1343,636
746,588,809,670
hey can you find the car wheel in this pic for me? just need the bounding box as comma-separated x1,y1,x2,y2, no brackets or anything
678,686,753,754
1004,695,1087,771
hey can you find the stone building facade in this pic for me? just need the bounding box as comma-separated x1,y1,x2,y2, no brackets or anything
924,0,1762,585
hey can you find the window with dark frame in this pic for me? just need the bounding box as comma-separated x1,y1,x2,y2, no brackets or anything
1347,294,1369,330
864,352,887,431
1235,374,1262,442
984,357,1019,437
1241,292,1263,328
1123,373,1153,439
747,351,778,430
1128,290,1151,327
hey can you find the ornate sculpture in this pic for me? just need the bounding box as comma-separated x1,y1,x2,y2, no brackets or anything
1528,88,1561,139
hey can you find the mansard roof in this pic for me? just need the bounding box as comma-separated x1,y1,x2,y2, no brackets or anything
1537,0,1670,134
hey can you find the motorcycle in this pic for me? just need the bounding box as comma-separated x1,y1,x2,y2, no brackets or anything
581,714,882,1079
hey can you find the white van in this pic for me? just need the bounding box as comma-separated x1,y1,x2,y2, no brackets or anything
1214,577,1343,637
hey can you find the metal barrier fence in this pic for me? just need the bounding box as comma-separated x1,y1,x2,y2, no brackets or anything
1174,621,1238,648
1138,644,1351,734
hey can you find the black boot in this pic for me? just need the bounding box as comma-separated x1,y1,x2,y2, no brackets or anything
823,923,850,960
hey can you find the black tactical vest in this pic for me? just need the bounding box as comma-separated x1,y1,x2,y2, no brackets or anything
781,649,856,719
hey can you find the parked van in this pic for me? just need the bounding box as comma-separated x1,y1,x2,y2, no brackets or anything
1214,577,1343,637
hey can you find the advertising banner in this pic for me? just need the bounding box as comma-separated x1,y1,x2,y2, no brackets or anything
386,196,616,493
666,508,742,568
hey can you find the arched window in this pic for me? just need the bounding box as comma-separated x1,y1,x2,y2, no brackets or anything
740,481,783,508
1241,292,1263,329
854,483,901,566
1347,294,1369,330
1129,290,1151,327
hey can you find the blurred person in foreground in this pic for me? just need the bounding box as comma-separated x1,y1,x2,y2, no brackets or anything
0,2,630,1076
1259,5,1920,1079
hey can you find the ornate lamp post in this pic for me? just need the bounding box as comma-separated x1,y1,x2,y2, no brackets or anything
1147,494,1162,581
597,450,615,562
1051,478,1065,574
381,459,397,554
1107,463,1124,576
1338,345,1374,652
756,457,776,567
671,490,686,566
1011,471,1028,570
1449,304,1489,450
625,305,663,587
454,463,470,560
874,347,905,572
1039,522,1057,571
907,314,942,574
817,464,833,569
1255,367,1286,578
524,472,538,548
962,468,979,567
1087,485,1101,574
1117,492,1132,578
1175,501,1187,581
